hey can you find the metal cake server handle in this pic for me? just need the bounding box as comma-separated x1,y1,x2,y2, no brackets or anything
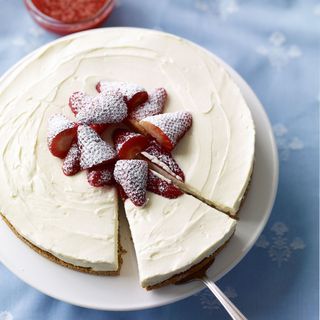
199,275,247,320
176,271,247,320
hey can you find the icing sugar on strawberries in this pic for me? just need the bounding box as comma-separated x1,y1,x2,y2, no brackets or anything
114,160,148,207
97,81,145,100
47,81,193,207
129,88,167,121
76,91,127,125
77,124,116,169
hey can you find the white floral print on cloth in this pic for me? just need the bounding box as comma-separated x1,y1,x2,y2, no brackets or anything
256,32,302,69
0,311,13,320
195,0,239,19
273,123,304,161
256,222,305,267
197,287,237,312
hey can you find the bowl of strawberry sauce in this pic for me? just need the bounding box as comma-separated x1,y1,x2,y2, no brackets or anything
24,0,115,35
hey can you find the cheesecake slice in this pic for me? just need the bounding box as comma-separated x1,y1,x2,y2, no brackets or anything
124,192,236,289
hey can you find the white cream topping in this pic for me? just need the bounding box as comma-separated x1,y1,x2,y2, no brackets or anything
125,193,236,287
0,27,254,272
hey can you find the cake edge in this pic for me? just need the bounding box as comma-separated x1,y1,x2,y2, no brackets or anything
144,232,234,290
0,212,123,276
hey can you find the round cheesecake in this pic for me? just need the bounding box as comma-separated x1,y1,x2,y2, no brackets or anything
0,28,254,285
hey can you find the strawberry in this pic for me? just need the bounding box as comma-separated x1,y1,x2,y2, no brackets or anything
90,123,109,135
112,129,149,159
77,124,117,170
127,88,166,133
139,111,192,152
69,91,90,115
147,170,183,199
117,184,128,201
47,114,78,158
62,143,81,176
129,88,167,121
114,160,148,207
76,91,127,125
141,140,185,181
87,166,114,187
96,81,148,110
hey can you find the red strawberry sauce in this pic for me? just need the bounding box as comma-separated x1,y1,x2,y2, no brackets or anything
32,0,108,23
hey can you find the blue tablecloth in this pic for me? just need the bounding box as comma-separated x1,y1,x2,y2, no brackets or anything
0,0,319,319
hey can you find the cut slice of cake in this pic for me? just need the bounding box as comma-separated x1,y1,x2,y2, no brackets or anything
124,191,236,289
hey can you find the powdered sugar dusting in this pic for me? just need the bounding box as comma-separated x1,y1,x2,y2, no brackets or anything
129,88,167,121
69,91,91,115
78,125,117,169
62,143,80,176
76,91,127,125
147,170,183,199
141,111,192,147
113,129,139,153
142,141,185,181
47,114,76,145
114,160,148,206
87,167,114,187
98,81,146,100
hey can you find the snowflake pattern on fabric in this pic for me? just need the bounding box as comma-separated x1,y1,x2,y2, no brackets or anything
256,32,302,69
0,311,13,320
273,123,304,161
256,222,305,267
195,0,239,19
197,287,237,312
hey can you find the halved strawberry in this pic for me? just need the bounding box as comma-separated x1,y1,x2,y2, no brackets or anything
87,166,114,187
141,140,185,181
139,112,192,152
126,91,148,110
90,123,109,135
112,129,149,159
62,143,81,176
127,88,167,133
114,160,148,207
96,81,148,110
47,114,78,158
76,91,127,125
69,91,90,115
147,170,183,199
77,125,117,170
129,88,167,121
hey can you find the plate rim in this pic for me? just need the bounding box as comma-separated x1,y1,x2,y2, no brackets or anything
0,27,279,311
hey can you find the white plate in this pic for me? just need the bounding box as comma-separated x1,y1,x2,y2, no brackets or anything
0,30,278,311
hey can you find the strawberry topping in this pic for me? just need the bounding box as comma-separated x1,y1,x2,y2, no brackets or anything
142,140,185,181
62,143,81,176
129,88,167,121
112,129,149,159
96,81,148,110
69,91,91,116
48,82,188,208
114,160,148,207
90,123,109,135
47,114,78,158
76,91,127,125
77,124,117,170
147,170,183,199
87,166,114,187
139,111,192,151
